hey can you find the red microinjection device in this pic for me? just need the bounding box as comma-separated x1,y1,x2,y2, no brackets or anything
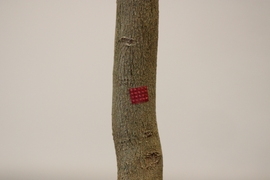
129,86,149,104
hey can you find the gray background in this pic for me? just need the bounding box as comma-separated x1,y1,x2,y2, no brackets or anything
1,0,270,179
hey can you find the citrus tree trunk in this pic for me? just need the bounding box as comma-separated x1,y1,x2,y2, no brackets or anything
112,0,163,179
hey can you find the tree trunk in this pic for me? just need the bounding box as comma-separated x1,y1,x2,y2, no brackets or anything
112,0,163,179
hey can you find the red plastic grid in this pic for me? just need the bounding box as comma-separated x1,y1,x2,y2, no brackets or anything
129,86,149,104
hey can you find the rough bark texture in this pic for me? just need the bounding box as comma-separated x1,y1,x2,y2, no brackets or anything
112,0,163,179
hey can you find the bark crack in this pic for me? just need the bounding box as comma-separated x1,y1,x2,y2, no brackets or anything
141,151,161,170
143,130,153,137
120,36,137,46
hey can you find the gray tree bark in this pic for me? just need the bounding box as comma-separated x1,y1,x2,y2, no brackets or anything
112,0,163,179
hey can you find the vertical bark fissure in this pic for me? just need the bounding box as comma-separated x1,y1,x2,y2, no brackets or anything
112,0,162,179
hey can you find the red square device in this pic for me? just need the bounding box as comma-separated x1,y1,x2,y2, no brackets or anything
129,86,149,104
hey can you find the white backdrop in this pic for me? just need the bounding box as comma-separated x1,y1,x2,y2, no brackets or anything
1,1,270,179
